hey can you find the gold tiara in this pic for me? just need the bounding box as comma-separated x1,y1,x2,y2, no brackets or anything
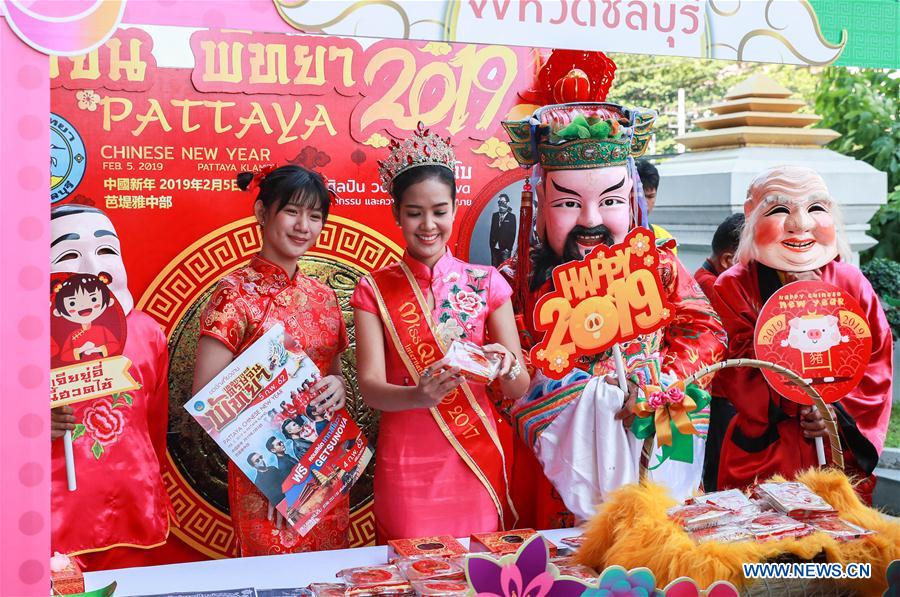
377,122,456,192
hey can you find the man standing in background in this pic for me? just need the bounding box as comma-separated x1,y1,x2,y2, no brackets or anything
694,212,744,490
489,194,517,267
636,159,676,253
694,213,744,301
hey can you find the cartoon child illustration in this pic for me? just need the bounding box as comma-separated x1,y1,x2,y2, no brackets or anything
52,273,121,364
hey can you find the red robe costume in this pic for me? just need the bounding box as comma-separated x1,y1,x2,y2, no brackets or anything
711,260,893,502
503,247,727,528
693,260,719,302
51,310,174,570
693,259,735,491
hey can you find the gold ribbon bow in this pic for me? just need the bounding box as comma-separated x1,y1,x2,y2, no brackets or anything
634,382,698,446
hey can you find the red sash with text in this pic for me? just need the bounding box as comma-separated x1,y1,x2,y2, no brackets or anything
367,262,516,528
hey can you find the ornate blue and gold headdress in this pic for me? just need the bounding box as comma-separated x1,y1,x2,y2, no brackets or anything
502,102,656,170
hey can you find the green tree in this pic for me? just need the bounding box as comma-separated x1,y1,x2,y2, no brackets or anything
608,53,819,154
860,258,900,338
814,67,900,262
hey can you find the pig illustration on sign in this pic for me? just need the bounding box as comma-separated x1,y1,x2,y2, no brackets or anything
780,314,849,382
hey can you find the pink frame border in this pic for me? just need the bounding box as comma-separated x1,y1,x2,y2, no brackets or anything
0,3,290,593
1,16,50,595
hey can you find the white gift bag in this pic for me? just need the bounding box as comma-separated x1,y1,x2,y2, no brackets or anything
533,377,644,522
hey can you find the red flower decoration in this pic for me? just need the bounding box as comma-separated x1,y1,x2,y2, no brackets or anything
666,386,685,404
247,164,276,193
647,391,667,410
82,398,125,444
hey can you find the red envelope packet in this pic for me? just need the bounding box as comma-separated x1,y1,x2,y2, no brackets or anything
345,585,414,597
745,512,813,541
435,341,501,384
411,579,470,596
388,535,467,562
688,489,755,513
338,565,407,588
809,517,874,542
559,535,586,549
469,529,556,556
310,584,349,597
397,557,465,582
752,482,837,520
49,553,84,595
689,524,753,544
667,503,733,531
555,564,597,581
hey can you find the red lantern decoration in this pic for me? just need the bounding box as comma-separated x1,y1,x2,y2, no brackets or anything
553,68,592,103
351,147,366,165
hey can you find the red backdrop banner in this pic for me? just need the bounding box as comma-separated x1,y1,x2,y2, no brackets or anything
50,26,539,559
51,27,536,299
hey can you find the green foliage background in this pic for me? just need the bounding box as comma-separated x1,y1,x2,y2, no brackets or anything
608,55,900,289
607,53,820,155
814,67,900,263
607,56,900,357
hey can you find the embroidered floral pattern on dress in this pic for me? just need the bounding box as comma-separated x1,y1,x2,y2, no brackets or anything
200,255,347,365
436,318,465,345
437,268,489,341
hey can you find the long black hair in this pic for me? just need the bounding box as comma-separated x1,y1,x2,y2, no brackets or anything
237,165,331,220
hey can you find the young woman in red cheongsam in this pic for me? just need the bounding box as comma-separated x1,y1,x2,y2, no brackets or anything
192,165,350,555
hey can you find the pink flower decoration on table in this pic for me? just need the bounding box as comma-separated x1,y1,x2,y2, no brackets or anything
468,535,591,597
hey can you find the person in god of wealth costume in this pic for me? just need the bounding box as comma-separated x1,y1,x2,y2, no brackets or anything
499,102,727,528
50,204,174,570
712,166,893,503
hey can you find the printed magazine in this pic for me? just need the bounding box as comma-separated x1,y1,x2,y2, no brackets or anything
187,324,372,535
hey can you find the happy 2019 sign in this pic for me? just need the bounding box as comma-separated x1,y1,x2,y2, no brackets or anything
531,228,674,379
